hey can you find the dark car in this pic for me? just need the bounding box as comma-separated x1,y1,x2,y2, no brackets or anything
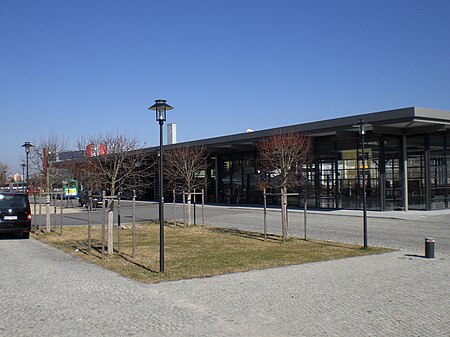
79,190,103,210
0,193,31,239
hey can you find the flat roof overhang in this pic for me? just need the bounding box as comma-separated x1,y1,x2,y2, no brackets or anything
144,106,450,154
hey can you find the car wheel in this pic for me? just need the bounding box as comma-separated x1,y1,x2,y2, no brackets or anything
22,231,30,239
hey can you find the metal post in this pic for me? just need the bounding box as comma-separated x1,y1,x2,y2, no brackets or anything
132,190,136,259
26,152,29,193
118,193,121,255
304,197,307,240
425,238,435,258
60,193,63,235
362,132,368,249
263,188,267,241
159,120,165,272
101,190,106,258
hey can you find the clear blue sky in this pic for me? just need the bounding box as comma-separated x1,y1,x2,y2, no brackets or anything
1,0,450,173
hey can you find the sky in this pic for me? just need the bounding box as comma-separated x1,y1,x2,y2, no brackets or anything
1,0,450,173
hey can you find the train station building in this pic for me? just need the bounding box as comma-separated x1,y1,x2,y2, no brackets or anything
157,106,450,211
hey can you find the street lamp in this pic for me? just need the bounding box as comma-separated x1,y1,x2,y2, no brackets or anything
20,163,26,192
21,142,33,193
148,99,174,272
353,119,370,249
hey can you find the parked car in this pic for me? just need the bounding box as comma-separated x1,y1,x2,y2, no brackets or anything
0,193,31,239
78,190,103,210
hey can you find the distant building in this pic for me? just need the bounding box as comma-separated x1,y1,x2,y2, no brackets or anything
167,123,177,145
58,150,85,161
12,173,23,182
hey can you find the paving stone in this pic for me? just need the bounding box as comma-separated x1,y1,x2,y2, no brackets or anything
1,207,449,336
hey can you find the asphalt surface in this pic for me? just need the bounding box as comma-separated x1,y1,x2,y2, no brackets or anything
1,203,447,336
33,201,450,254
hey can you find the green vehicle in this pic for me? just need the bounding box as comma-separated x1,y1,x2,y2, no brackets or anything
62,179,79,199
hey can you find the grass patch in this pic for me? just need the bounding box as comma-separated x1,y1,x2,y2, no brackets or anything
33,224,391,283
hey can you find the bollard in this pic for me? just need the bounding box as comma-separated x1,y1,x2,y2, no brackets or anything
425,238,435,258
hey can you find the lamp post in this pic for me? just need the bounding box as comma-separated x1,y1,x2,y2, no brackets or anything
21,142,33,193
353,119,370,249
20,163,26,193
148,99,174,272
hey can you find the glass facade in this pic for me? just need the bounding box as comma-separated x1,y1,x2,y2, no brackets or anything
202,131,450,211
216,152,258,204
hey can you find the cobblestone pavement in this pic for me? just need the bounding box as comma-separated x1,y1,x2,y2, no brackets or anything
1,233,449,336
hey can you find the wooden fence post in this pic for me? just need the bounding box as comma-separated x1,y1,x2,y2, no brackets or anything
60,193,63,236
88,191,92,253
101,191,106,258
201,189,205,225
173,189,176,226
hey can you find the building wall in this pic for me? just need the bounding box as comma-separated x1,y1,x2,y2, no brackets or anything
190,130,450,211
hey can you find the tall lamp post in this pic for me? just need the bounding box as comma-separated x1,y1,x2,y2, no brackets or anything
148,99,174,272
21,163,26,193
21,142,33,193
353,119,370,249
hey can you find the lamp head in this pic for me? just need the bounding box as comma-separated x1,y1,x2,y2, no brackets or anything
21,142,33,154
353,119,371,135
148,99,174,122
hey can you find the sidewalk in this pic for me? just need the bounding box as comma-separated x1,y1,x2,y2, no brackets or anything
1,238,448,336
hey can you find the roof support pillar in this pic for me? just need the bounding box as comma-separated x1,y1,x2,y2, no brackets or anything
402,135,409,211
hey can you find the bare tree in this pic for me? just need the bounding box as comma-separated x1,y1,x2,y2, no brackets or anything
257,131,312,241
0,162,9,186
164,145,209,225
77,133,153,197
27,133,68,231
30,132,68,192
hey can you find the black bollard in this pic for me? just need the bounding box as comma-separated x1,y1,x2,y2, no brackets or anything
425,238,435,259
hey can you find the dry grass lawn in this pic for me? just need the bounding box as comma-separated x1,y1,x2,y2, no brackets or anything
33,223,390,283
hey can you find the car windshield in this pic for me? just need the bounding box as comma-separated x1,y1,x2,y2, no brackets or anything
0,194,28,209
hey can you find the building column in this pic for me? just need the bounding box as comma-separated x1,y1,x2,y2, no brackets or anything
402,135,409,211
314,140,320,208
214,154,219,203
379,135,386,211
425,135,431,210
334,141,339,209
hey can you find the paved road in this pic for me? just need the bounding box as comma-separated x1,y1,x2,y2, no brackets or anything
1,234,449,336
